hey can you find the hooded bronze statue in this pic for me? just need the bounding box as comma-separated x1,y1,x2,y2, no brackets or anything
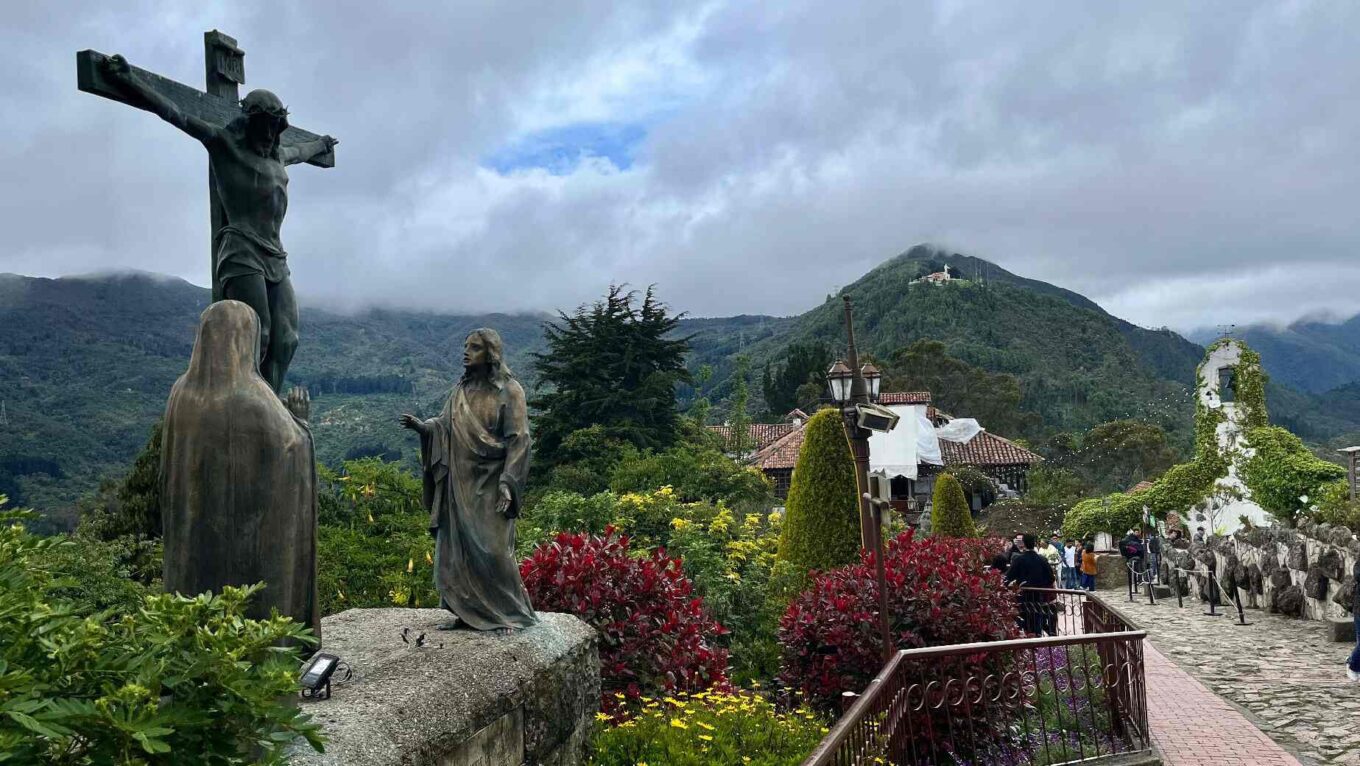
161,300,320,641
401,328,537,632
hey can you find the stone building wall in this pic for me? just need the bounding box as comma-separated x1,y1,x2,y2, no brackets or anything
1159,519,1360,621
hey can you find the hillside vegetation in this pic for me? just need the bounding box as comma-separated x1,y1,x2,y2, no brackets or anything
5,244,1359,521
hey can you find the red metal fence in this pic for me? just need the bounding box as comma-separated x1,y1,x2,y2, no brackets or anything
803,589,1149,766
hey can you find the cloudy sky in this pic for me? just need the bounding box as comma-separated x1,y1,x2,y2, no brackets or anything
3,1,1359,331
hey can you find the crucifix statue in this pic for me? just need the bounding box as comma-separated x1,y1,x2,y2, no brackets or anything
77,31,337,392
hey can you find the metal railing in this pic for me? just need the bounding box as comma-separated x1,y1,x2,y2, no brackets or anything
804,589,1149,766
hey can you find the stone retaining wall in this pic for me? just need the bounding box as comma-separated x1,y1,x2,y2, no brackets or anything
1159,519,1360,621
287,609,599,766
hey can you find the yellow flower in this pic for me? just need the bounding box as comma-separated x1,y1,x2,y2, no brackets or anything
697,721,716,731
698,734,713,742
595,712,613,722
406,557,414,574
613,692,626,699
670,718,688,730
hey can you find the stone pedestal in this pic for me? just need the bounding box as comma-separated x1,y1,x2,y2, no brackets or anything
1094,553,1131,591
287,609,598,766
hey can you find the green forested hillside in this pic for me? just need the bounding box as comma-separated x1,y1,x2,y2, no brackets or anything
6,244,1359,523
0,272,548,522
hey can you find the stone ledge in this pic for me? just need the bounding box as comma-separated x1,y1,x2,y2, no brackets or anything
287,609,599,766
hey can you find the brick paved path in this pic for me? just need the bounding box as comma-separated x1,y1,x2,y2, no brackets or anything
1113,595,1360,765
1143,638,1302,765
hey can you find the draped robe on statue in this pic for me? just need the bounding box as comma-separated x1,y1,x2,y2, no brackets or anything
418,373,538,630
160,300,320,640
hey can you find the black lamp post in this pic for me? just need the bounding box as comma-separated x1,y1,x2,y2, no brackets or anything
827,295,893,662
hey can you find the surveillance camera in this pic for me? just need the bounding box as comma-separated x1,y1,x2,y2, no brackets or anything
854,402,900,433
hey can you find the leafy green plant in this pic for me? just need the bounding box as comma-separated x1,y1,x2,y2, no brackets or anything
1240,426,1346,525
776,409,861,574
0,501,323,764
667,505,786,685
931,472,977,537
588,689,828,766
316,459,436,614
609,443,772,507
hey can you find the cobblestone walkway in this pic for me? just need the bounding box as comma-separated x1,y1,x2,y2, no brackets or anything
1112,594,1360,765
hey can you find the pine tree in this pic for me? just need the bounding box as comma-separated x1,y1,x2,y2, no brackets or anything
761,341,830,417
930,472,976,538
531,285,691,463
728,356,753,459
777,408,861,573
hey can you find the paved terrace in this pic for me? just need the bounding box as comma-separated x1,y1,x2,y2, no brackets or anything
1111,594,1358,765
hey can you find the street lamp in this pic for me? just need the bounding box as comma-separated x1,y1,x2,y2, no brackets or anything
826,296,894,662
826,360,853,404
861,362,882,400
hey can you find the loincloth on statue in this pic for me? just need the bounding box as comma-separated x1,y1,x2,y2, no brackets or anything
214,226,291,285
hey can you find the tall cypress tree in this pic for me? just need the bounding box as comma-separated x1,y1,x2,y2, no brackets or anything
531,285,691,463
777,408,861,573
930,472,977,538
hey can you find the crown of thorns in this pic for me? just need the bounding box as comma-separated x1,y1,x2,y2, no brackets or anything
240,93,289,117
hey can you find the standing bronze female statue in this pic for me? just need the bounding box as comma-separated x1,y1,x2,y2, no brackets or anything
161,300,319,643
401,329,537,632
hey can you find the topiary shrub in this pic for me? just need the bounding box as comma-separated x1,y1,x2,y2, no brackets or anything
777,408,861,574
520,528,729,712
0,505,323,763
1241,426,1347,525
778,530,1019,712
930,472,977,537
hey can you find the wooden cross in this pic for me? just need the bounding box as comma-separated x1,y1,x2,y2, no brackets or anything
76,30,335,300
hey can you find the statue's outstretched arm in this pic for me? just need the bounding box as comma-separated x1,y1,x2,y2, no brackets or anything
102,54,218,144
281,135,338,166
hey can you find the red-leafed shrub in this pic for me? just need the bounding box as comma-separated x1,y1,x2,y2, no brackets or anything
778,530,1020,711
520,527,729,712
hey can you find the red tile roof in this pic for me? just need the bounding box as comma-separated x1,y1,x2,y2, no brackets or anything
748,425,806,471
709,422,798,453
878,391,932,405
939,431,1042,467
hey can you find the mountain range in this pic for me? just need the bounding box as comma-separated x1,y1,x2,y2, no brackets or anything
5,244,1360,525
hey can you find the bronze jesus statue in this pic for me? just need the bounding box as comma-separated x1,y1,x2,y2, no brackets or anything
100,53,336,392
401,329,538,632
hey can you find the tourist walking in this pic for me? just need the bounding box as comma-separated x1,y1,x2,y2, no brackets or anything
1080,541,1097,591
1193,526,1206,544
1120,528,1146,587
1062,538,1079,589
1145,531,1162,584
1005,534,1057,636
1349,557,1360,682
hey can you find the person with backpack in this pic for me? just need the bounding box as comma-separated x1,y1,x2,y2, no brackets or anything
1120,528,1146,588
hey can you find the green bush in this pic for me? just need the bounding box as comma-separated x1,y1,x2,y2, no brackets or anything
1313,480,1360,531
516,490,622,558
931,473,977,537
776,409,861,574
609,443,772,506
588,689,828,766
43,531,160,615
316,459,436,615
1062,493,1143,540
666,505,786,685
0,503,323,764
1023,465,1087,509
1241,426,1347,525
